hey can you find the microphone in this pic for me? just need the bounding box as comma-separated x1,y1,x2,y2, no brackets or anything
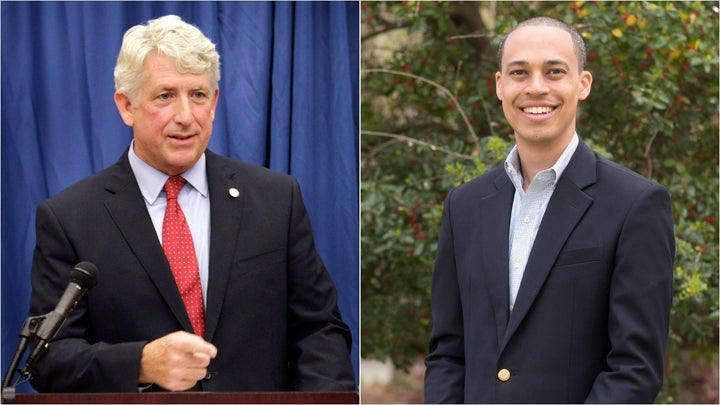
22,261,99,377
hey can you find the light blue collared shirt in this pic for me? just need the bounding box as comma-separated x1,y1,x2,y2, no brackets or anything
128,142,211,305
504,134,579,311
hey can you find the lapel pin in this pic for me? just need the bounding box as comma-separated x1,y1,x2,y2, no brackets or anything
228,188,239,198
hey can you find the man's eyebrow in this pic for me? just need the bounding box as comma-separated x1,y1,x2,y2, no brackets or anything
545,60,571,70
505,60,529,69
152,86,176,93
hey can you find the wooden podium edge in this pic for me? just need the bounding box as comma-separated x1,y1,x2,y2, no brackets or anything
13,391,359,404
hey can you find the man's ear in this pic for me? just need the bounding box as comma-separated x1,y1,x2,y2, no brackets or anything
579,70,593,101
114,91,135,127
210,88,219,121
495,71,503,101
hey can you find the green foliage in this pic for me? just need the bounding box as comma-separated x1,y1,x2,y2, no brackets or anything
361,179,439,369
362,1,718,401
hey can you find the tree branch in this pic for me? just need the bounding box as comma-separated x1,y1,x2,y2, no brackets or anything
362,68,481,152
362,130,475,161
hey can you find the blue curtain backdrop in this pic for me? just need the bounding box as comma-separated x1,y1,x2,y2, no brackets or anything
1,1,359,390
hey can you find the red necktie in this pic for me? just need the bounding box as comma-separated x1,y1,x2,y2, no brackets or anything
162,176,205,337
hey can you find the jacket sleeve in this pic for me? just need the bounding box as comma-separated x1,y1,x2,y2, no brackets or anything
284,179,356,391
28,200,146,392
424,189,466,403
585,183,675,403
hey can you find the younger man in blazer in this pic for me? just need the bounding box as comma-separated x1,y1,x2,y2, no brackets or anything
424,17,674,403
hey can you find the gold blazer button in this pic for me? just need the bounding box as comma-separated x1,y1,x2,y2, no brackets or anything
497,368,511,382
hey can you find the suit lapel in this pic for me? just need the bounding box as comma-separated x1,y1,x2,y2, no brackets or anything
203,151,245,342
102,151,246,341
501,141,597,349
102,153,193,333
479,171,514,348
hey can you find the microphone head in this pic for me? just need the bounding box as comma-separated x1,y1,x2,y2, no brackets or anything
71,261,99,289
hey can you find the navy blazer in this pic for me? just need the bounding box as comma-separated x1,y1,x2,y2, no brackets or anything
424,140,674,403
28,149,355,392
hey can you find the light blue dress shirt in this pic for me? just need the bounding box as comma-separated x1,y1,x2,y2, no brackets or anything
504,134,579,311
128,142,211,305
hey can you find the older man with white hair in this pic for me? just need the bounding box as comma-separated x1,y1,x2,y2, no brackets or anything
27,15,355,393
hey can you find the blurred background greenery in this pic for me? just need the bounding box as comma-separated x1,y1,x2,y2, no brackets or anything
360,1,718,403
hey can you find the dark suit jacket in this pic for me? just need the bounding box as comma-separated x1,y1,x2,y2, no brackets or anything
424,140,674,403
28,149,355,392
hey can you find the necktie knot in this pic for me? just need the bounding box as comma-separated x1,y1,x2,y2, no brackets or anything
165,176,186,200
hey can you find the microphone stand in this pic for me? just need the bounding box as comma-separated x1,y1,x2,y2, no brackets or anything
2,315,46,404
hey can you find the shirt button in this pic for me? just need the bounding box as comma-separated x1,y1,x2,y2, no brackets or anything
498,368,511,382
523,216,530,224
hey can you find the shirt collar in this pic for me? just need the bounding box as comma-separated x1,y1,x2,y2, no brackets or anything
504,133,579,189
128,140,209,204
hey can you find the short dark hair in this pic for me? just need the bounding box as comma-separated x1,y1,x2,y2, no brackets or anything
497,16,587,73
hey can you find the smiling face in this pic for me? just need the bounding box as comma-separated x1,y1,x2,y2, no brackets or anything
496,24,592,151
114,52,219,176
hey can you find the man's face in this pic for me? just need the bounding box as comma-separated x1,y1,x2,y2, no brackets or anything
115,52,219,176
495,25,592,149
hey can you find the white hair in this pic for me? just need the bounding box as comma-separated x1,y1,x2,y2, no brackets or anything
114,15,220,104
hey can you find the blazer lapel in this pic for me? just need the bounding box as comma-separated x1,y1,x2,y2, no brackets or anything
203,151,245,342
102,154,193,333
479,171,514,348
501,141,597,349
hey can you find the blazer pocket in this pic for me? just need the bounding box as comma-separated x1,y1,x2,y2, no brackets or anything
236,247,285,267
234,249,287,277
554,246,602,267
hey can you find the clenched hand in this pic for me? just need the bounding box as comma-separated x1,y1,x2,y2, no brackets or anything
139,330,218,391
